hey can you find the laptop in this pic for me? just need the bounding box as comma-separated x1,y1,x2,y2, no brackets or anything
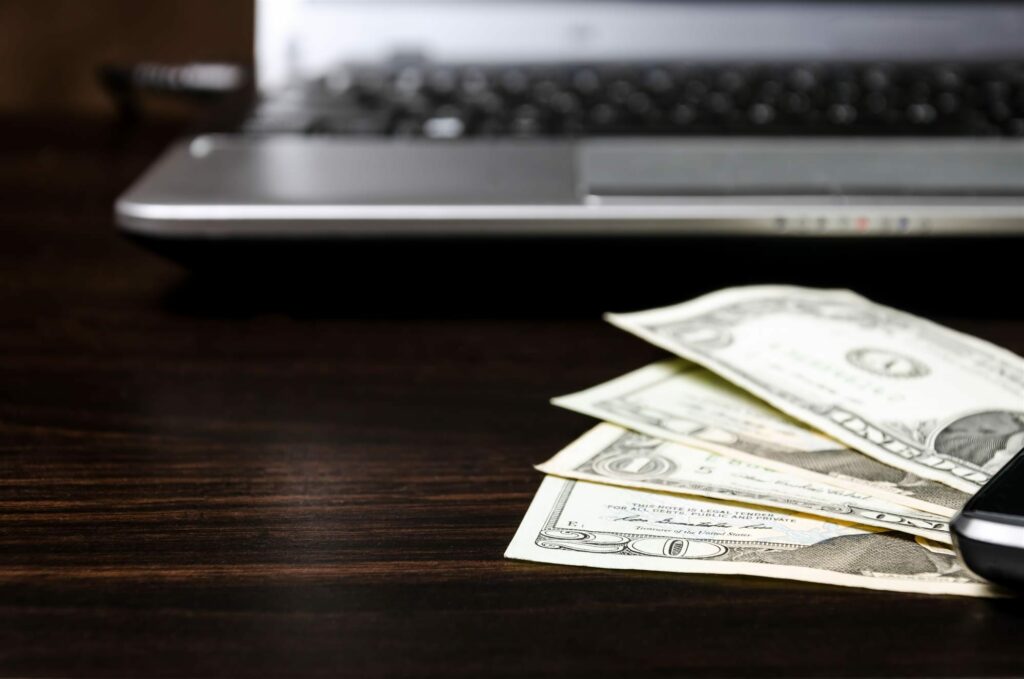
116,1,1024,245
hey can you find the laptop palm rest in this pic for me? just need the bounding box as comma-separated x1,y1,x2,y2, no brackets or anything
580,139,1024,197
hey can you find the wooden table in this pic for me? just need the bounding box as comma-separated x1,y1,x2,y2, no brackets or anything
1,117,1022,678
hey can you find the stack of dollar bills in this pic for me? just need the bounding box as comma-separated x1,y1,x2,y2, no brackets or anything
506,285,1024,597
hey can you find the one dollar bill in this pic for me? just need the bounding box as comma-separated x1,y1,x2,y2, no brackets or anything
506,476,1000,597
607,285,1024,493
553,359,969,517
536,423,953,542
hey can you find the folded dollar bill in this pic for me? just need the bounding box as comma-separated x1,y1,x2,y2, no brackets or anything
506,476,1000,597
607,286,1024,493
553,359,969,517
536,423,952,542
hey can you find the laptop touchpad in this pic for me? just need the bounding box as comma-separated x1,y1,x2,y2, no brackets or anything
580,140,1024,196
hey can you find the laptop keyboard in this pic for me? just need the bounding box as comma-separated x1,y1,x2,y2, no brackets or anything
243,62,1024,138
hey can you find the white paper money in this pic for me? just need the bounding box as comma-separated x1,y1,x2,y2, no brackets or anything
553,359,969,517
607,286,1024,493
536,423,952,542
506,476,999,597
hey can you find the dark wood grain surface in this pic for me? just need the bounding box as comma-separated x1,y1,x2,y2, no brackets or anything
1,117,1023,678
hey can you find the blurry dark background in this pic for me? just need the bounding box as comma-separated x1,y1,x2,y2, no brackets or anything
0,0,251,121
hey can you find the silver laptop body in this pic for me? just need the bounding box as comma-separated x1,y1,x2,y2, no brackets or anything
116,1,1024,240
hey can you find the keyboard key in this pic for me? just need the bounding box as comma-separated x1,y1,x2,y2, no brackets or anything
748,102,776,126
423,116,466,139
670,104,696,126
571,68,602,96
643,68,674,94
588,103,618,127
907,102,937,125
827,103,858,125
